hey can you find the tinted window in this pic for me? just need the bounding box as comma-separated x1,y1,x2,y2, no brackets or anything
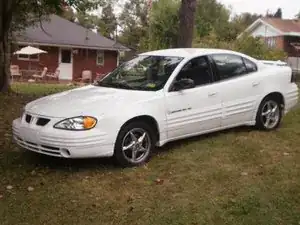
176,56,212,86
211,54,247,81
243,57,257,73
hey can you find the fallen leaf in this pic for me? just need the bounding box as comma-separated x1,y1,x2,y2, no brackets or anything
241,172,248,176
6,185,13,190
155,178,164,185
27,186,34,192
229,198,236,203
283,152,290,156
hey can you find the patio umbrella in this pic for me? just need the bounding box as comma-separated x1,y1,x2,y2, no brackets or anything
14,46,47,70
14,46,47,55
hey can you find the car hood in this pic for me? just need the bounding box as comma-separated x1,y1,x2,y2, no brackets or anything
25,85,156,118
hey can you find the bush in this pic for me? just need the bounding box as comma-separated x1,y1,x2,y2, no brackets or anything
193,32,287,61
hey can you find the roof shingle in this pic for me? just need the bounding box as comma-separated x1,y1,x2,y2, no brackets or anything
16,14,129,51
262,18,300,33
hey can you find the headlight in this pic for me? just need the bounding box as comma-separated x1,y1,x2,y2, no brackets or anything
53,116,97,130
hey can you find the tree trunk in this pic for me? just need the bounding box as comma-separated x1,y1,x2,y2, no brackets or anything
0,34,11,93
0,0,15,93
177,0,197,48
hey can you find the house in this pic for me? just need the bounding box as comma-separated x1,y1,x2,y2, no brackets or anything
240,17,300,72
11,14,129,81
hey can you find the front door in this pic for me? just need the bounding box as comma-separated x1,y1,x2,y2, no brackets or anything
59,48,73,80
165,56,222,140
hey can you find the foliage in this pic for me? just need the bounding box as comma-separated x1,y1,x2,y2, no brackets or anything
97,3,117,38
193,33,287,60
274,8,283,18
195,0,230,38
148,0,180,50
118,0,149,51
266,7,283,18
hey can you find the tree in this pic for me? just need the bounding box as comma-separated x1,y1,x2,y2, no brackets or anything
177,0,197,47
58,5,76,22
118,0,149,51
97,3,117,38
266,8,283,18
148,0,180,50
0,0,103,92
195,0,230,38
274,8,282,18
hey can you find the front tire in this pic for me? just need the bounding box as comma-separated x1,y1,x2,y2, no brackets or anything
114,121,156,167
255,97,282,130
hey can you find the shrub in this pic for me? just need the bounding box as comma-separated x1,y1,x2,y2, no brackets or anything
193,32,287,61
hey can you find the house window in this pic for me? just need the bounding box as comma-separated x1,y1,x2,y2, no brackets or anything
96,50,104,65
17,45,40,61
266,38,276,48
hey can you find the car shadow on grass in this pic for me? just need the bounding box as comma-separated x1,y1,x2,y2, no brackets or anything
156,125,254,154
18,125,255,171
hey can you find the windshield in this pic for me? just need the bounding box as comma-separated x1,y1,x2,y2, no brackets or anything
95,55,183,91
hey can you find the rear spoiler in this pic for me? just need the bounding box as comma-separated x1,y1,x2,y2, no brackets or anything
259,60,288,66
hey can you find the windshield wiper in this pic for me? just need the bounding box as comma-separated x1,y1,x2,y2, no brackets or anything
96,81,136,90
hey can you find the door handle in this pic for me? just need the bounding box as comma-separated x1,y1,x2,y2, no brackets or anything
208,92,217,97
252,81,260,87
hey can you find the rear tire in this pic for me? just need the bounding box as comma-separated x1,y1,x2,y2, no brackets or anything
113,121,156,167
255,96,282,130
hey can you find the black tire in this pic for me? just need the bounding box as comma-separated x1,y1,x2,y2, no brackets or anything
113,121,156,167
255,96,283,131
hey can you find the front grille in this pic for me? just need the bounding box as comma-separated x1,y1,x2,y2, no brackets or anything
25,114,32,123
15,136,61,156
24,113,51,126
36,118,50,126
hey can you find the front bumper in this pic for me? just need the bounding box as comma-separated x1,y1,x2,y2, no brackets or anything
12,116,114,158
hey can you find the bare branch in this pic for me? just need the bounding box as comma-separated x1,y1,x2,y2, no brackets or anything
33,0,52,37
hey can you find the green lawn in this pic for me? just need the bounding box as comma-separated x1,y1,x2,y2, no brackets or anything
0,83,299,225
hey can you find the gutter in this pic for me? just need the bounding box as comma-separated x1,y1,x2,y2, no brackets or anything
15,41,131,52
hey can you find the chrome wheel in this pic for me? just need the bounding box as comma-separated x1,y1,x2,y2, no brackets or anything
261,100,280,129
122,128,151,163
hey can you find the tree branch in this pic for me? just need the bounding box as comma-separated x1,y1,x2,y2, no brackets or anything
34,0,52,37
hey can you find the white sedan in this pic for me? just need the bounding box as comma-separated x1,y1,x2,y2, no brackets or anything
12,48,299,167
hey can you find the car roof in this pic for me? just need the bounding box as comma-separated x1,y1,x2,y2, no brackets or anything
139,48,257,61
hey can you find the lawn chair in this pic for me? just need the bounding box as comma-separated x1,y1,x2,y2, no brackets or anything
32,67,47,82
76,70,92,84
46,68,60,82
10,65,22,82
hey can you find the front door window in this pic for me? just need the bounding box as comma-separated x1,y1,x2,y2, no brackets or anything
61,49,71,63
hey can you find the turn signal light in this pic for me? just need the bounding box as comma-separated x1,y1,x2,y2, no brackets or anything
83,116,97,129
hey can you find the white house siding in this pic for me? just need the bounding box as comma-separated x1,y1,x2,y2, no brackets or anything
287,57,300,72
251,24,280,37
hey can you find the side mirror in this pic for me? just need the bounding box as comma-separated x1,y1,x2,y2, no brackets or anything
173,78,195,91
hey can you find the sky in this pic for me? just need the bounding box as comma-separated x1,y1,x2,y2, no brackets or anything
219,0,300,19
111,0,300,19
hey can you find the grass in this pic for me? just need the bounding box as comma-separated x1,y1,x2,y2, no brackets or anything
0,83,300,225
